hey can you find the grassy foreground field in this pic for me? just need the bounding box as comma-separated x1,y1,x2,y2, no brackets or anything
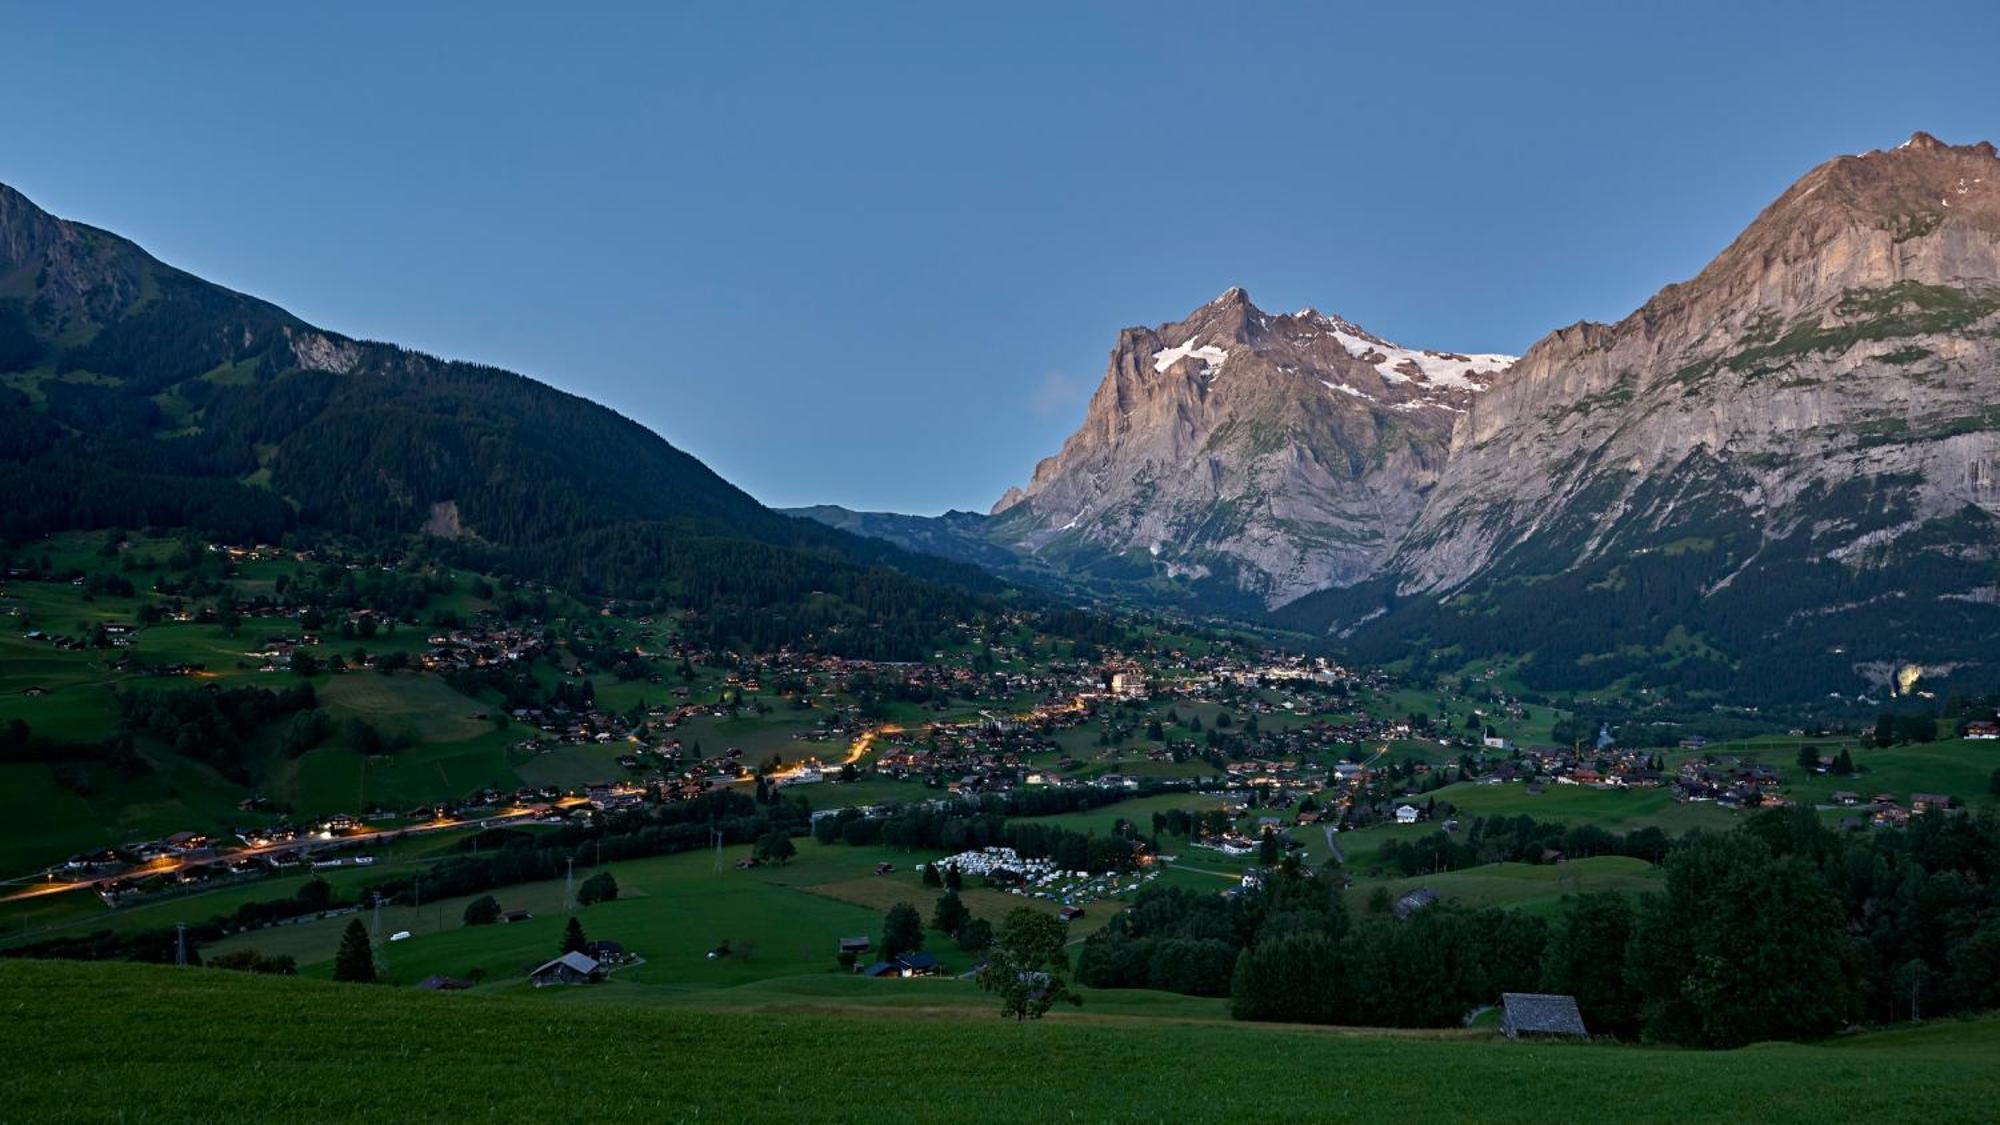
5,961,1997,1123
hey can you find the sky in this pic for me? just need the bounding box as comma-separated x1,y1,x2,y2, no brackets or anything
9,2,2000,513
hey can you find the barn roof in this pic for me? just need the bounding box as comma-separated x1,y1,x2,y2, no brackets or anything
1500,992,1588,1038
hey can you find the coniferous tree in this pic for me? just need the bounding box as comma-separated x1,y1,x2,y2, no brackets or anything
332,918,376,983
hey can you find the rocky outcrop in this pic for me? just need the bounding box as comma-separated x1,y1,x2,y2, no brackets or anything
989,287,1515,606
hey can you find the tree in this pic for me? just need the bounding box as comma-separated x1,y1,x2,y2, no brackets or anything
956,917,994,952
1540,892,1641,1037
977,908,1080,1020
1258,832,1281,867
577,871,619,905
921,863,943,888
943,864,964,892
462,894,501,925
562,915,588,955
1796,743,1820,772
755,830,796,865
932,890,971,937
295,877,334,912
881,902,924,961
1627,834,1858,1047
332,918,376,983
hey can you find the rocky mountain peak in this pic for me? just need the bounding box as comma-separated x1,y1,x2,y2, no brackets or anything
985,287,1516,606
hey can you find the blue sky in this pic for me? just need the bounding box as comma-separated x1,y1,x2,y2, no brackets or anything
9,2,1999,512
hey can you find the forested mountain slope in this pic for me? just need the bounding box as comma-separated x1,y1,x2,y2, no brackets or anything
0,183,1002,657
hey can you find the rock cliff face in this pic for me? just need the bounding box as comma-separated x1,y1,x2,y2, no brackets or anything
988,287,1514,607
976,133,2000,699
1390,132,2000,597
1271,133,2000,700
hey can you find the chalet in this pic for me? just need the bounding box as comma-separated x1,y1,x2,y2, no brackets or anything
1394,804,1421,825
837,936,873,957
1499,992,1588,1040
860,951,940,978
529,951,602,987
1912,793,1955,814
1058,905,1086,922
1830,791,1861,807
1965,721,2000,740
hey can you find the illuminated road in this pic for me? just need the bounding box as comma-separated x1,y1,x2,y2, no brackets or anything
0,804,573,905
758,694,1092,788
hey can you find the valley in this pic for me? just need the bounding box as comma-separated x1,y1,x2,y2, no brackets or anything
5,93,2000,1122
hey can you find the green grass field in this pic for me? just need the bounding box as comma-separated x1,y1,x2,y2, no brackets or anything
6,960,1997,1122
1433,780,1745,833
1366,857,1664,918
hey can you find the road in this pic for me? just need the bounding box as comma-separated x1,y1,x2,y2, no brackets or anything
0,803,572,905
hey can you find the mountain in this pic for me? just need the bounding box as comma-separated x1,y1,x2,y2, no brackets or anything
0,182,1004,657
981,287,1515,610
1281,132,2000,701
806,132,2000,702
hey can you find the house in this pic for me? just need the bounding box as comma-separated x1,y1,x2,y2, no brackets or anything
857,960,898,978
1830,791,1861,807
529,951,601,987
415,975,475,991
895,951,940,977
1394,804,1421,825
501,909,534,924
1965,720,2000,740
1058,906,1086,922
1500,993,1588,1039
1392,887,1439,921
837,936,873,957
585,939,625,961
1912,793,1954,814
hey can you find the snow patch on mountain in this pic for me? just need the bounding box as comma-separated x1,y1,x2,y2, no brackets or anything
1152,336,1231,375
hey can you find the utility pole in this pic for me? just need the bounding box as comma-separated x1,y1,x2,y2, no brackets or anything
174,922,187,967
564,857,575,912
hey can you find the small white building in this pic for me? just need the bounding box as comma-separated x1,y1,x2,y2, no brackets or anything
1394,804,1421,825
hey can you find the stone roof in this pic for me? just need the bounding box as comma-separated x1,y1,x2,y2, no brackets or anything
1500,992,1588,1038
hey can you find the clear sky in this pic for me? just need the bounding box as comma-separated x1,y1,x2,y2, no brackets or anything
9,2,1999,512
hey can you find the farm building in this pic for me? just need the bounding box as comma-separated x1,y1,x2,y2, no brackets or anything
529,952,602,987
1392,887,1438,921
1499,993,1588,1040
